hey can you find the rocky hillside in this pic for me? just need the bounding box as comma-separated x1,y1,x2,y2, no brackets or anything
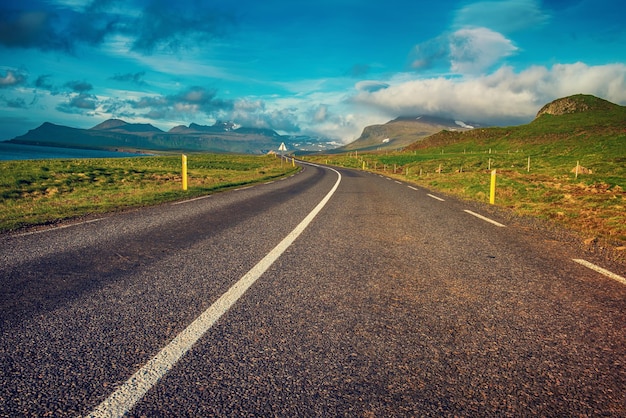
535,94,621,118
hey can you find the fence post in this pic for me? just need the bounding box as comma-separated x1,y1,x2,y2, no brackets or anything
490,169,496,204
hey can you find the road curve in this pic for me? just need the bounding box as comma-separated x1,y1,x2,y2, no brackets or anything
1,163,625,417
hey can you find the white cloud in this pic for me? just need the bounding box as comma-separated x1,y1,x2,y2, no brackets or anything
313,105,328,122
351,63,626,126
0,69,27,87
450,28,518,74
410,27,517,75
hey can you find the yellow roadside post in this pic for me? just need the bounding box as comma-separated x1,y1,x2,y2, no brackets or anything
182,154,188,191
489,169,496,204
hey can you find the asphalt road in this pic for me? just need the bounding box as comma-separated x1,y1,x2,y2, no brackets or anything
1,163,625,417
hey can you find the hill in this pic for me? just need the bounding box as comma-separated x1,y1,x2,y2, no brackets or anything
6,119,336,154
535,94,621,117
405,94,626,151
333,115,482,153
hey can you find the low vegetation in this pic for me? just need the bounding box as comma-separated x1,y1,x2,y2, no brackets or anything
0,154,297,232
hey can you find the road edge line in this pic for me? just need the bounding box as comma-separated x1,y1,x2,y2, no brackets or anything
573,259,626,285
427,193,445,202
463,209,506,227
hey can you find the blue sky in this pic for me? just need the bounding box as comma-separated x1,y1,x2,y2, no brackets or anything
1,0,625,143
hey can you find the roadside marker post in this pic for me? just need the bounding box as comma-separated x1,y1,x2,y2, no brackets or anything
182,154,188,191
490,169,496,204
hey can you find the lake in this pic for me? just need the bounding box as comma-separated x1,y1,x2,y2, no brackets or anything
0,142,150,161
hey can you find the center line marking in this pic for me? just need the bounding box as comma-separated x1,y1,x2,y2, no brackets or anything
463,210,506,227
573,259,626,285
408,186,418,191
427,193,445,201
87,164,342,418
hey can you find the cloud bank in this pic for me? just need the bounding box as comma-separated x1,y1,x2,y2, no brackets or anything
353,63,626,126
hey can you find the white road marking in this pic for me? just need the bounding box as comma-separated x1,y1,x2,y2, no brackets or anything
427,194,445,202
233,186,253,191
394,181,402,184
171,195,212,205
408,186,418,191
463,210,506,227
264,181,275,184
573,259,626,285
87,165,342,418
15,218,104,236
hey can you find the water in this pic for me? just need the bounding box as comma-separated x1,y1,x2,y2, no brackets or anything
0,142,150,161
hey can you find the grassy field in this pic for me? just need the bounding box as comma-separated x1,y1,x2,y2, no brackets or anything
305,116,626,259
0,153,298,232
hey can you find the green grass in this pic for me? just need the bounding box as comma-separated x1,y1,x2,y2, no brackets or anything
0,154,298,232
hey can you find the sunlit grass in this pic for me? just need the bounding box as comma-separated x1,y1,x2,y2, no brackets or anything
0,154,297,232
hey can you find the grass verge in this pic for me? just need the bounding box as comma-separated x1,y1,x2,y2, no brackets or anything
0,153,298,232
305,144,626,262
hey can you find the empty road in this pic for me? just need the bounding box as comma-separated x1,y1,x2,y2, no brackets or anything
1,162,625,417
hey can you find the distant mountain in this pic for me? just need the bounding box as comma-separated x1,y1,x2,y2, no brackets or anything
6,119,337,154
332,115,484,153
168,121,238,134
90,119,164,135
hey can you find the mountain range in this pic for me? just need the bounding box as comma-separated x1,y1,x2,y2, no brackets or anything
5,115,484,155
5,119,340,155
5,94,621,155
